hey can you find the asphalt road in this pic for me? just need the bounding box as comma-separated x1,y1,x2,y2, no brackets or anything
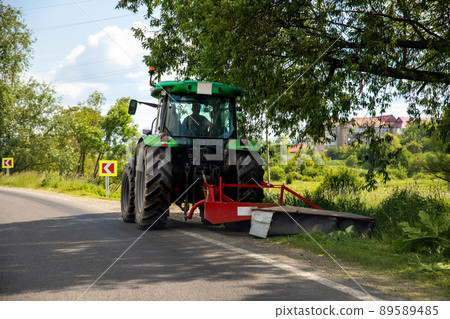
0,187,388,301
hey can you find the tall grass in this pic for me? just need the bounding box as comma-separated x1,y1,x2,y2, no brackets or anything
265,182,449,243
0,171,121,199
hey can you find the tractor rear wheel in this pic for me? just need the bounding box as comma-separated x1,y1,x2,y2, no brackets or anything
120,163,135,222
134,144,173,230
224,151,264,231
236,151,265,202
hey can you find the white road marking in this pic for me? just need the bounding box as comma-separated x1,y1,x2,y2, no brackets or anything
178,229,380,301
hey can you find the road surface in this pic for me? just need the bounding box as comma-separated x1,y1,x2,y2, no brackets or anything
0,187,389,301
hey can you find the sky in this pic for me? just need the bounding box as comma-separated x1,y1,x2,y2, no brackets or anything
6,0,160,131
6,0,409,135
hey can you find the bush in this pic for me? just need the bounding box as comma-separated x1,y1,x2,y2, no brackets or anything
373,188,448,241
387,165,408,180
325,147,339,160
303,166,319,177
286,174,293,184
286,190,370,216
345,154,358,168
286,172,301,184
270,166,286,181
395,211,450,257
316,167,362,194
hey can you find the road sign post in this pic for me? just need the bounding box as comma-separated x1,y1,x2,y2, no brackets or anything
99,160,117,197
2,158,14,176
105,176,110,198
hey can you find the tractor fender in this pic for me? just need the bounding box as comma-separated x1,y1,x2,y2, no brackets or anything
142,134,179,148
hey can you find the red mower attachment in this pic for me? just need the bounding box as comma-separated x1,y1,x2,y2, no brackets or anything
187,178,321,225
187,178,375,238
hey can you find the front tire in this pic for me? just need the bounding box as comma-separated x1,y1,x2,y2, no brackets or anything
135,144,173,230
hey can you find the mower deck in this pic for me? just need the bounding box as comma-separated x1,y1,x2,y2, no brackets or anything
187,179,375,238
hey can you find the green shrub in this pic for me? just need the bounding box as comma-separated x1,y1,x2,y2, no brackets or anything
325,147,339,160
316,167,362,194
286,172,302,184
345,154,358,168
270,166,286,181
303,166,319,177
395,211,450,257
286,174,293,184
287,189,370,216
373,188,448,241
387,165,408,180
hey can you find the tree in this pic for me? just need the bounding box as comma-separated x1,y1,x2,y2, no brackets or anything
0,2,33,87
117,0,449,188
0,3,63,173
93,97,138,177
420,119,450,190
117,0,449,140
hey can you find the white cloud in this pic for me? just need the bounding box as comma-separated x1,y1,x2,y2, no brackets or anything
125,71,146,79
56,82,109,103
36,22,149,105
87,25,146,67
65,45,86,64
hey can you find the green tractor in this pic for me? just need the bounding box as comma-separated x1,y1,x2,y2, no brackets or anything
121,78,265,230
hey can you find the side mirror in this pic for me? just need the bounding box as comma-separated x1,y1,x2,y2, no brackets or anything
128,99,138,115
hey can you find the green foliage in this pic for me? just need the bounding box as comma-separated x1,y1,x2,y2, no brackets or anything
395,211,450,258
373,188,448,241
0,171,122,199
387,165,408,180
0,3,33,86
357,131,403,190
285,189,369,217
316,167,362,194
327,226,359,241
117,0,449,144
270,166,286,181
405,140,423,154
345,154,358,168
302,166,319,178
325,147,339,160
399,123,433,152
286,174,293,185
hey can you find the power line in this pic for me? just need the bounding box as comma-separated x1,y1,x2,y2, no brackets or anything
32,54,144,73
72,0,147,75
22,0,93,11
53,67,142,83
34,13,135,32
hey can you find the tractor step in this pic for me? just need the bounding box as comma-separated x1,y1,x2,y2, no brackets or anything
249,205,375,238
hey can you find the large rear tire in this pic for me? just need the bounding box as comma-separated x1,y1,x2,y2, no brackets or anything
236,151,265,202
120,163,135,222
135,144,173,230
224,151,264,231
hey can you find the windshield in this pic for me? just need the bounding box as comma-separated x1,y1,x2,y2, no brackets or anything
164,94,235,138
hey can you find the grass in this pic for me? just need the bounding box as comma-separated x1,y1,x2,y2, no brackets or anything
2,170,449,299
0,171,121,200
271,232,450,299
267,174,449,300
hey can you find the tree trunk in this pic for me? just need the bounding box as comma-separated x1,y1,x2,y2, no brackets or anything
93,152,104,178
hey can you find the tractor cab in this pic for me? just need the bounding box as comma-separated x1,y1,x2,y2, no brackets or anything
150,81,242,145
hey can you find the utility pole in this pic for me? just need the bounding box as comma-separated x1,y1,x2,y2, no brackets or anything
266,125,270,184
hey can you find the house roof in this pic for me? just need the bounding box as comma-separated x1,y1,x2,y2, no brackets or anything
289,143,306,153
351,115,397,127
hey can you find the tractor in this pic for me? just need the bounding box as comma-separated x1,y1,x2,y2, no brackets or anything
121,71,375,237
121,77,265,230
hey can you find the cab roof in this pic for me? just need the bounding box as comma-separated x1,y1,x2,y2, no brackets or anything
151,81,244,98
